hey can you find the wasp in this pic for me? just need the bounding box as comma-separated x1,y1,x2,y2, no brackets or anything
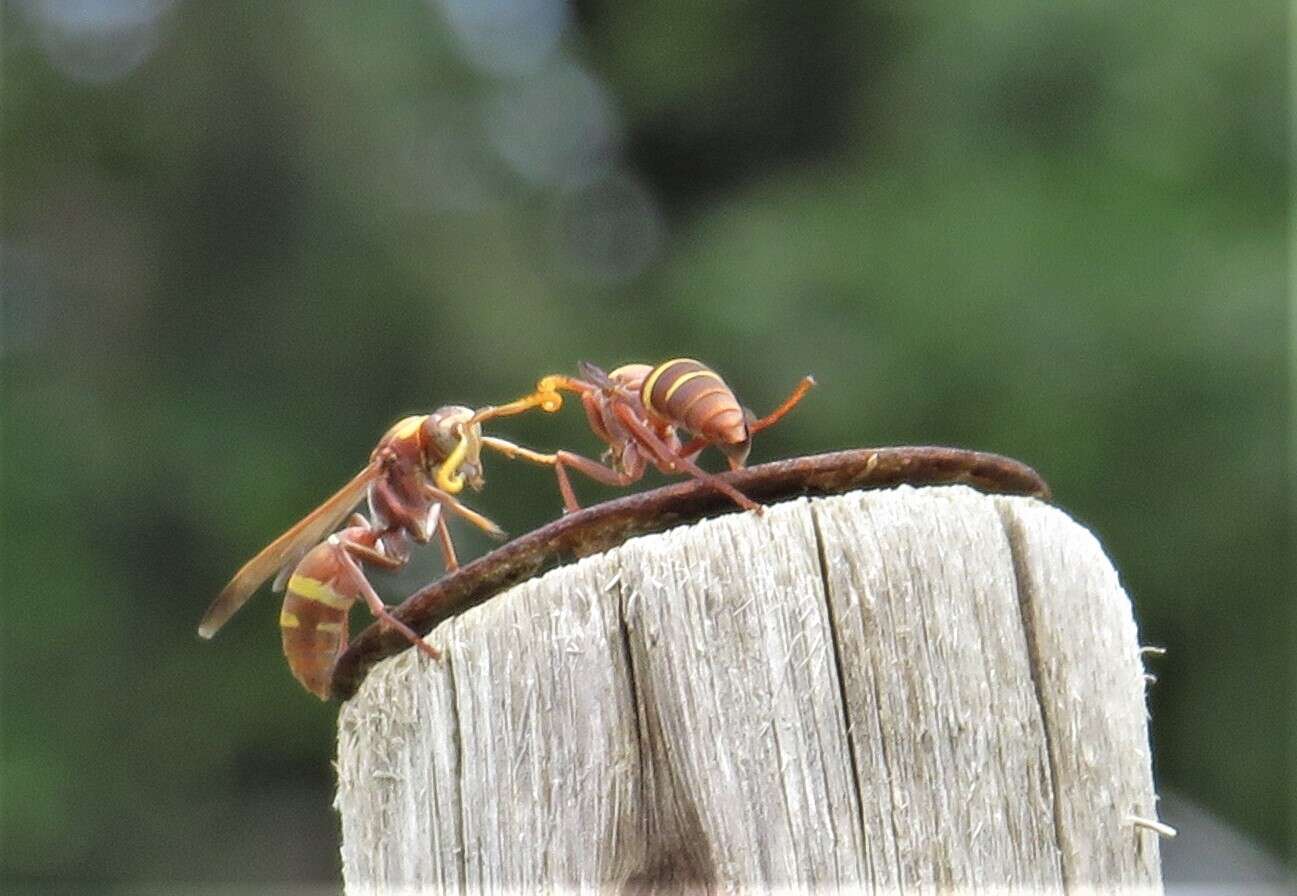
484,359,815,513
198,406,519,697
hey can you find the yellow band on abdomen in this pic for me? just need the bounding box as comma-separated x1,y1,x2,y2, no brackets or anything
287,574,351,610
662,369,724,406
641,358,699,414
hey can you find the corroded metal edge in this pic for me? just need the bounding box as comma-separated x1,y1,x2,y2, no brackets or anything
330,446,1050,700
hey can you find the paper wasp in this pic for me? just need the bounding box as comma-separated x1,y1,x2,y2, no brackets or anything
485,359,815,513
198,405,542,697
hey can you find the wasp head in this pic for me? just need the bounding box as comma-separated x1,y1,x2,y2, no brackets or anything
423,406,486,493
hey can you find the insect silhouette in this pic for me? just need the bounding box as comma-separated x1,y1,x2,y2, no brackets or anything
484,359,815,513
198,406,512,697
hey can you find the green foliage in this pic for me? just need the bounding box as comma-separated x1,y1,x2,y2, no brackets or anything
2,0,1286,886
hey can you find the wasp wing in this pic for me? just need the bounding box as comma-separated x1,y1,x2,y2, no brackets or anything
198,463,380,638
576,360,613,388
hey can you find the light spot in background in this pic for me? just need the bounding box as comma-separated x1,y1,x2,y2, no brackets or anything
551,171,663,283
21,0,174,84
434,0,568,77
369,94,507,214
484,59,621,189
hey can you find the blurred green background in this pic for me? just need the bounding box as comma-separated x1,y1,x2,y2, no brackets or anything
2,0,1288,891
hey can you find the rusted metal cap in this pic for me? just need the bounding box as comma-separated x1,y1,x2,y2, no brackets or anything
330,446,1050,700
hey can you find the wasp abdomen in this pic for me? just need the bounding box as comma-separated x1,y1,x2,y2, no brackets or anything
281,570,352,699
641,359,746,442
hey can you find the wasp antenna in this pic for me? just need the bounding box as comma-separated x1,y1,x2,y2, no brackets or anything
749,375,816,434
435,432,471,494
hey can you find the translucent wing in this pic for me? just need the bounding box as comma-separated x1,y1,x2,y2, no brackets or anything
577,360,613,388
198,463,380,638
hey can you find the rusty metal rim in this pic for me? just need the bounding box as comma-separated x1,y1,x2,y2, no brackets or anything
330,446,1050,700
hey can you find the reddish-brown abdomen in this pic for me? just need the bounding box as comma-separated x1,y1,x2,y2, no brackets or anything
280,574,352,699
642,359,746,442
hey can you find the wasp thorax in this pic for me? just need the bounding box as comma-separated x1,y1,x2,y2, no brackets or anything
608,363,652,390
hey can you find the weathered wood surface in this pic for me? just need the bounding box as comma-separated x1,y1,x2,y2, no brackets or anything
336,486,1166,894
330,447,1050,700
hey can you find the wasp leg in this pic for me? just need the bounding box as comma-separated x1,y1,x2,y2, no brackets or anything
677,434,709,458
419,481,506,539
342,538,404,571
552,450,639,513
431,505,458,571
481,433,633,513
480,435,558,466
611,402,762,513
336,546,440,660
748,375,816,434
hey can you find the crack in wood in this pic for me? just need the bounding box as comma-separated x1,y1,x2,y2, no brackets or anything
808,504,872,879
998,499,1072,889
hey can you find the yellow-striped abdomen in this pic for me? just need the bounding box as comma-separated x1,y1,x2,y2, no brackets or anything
641,359,746,443
281,570,353,699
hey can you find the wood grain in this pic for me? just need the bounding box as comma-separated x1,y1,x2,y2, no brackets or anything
335,485,1164,893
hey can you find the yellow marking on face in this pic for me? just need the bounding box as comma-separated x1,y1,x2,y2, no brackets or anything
279,609,301,628
435,431,471,494
287,574,351,610
662,369,724,406
315,621,344,634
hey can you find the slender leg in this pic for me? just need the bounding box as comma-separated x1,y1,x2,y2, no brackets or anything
551,450,639,512
343,539,405,571
480,434,608,512
480,432,633,512
554,459,581,513
748,375,816,434
612,403,762,513
419,482,506,539
336,547,441,660
481,435,558,466
678,434,709,457
433,507,458,571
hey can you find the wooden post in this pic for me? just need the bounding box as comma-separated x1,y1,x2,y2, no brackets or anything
335,485,1166,893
